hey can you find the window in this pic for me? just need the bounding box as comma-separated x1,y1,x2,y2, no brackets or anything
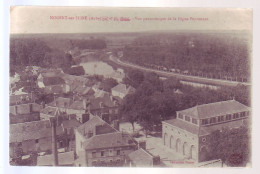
221,116,225,121
92,152,96,158
226,114,232,120
185,116,190,122
178,113,183,119
240,112,246,117
117,150,120,156
202,119,209,125
202,137,206,142
35,139,39,143
109,149,113,156
209,117,216,124
101,151,105,157
233,113,239,119
217,116,221,122
192,118,198,125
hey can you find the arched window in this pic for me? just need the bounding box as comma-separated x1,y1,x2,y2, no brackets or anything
164,133,168,146
176,138,181,152
190,145,196,159
170,136,174,149
183,142,188,156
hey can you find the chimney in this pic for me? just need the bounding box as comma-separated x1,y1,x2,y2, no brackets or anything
138,140,146,150
99,102,104,108
51,117,58,166
14,106,18,115
83,99,87,110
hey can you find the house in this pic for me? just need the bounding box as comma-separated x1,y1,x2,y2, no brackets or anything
111,83,135,99
126,148,160,167
60,74,90,90
46,97,72,113
88,94,119,123
67,99,90,123
9,120,66,158
37,73,68,94
61,119,81,151
162,100,250,163
10,92,42,124
106,71,125,83
92,82,102,93
37,151,75,166
44,97,89,124
72,86,95,97
74,116,137,167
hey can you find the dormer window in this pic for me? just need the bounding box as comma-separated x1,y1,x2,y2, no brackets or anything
185,116,190,122
210,117,216,124
192,118,198,125
217,116,224,122
201,119,209,125
178,113,183,119
226,114,232,120
233,113,239,119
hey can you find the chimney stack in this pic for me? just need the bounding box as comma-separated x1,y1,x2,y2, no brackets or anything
51,117,58,166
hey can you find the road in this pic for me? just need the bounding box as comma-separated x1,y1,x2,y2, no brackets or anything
109,55,250,87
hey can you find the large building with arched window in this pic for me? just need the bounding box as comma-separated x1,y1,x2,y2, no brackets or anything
162,100,250,163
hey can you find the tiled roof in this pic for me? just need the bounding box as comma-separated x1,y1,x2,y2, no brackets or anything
40,106,61,117
61,119,81,129
10,120,50,133
73,86,92,95
199,118,248,136
178,100,250,119
61,74,89,83
47,97,71,108
42,77,65,86
10,120,64,143
37,151,74,166
163,118,249,136
163,119,200,135
89,94,115,110
94,90,109,98
111,84,135,95
76,116,116,137
83,132,135,150
68,100,86,110
128,148,154,167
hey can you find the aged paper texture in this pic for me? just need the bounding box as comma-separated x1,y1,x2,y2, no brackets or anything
9,7,252,168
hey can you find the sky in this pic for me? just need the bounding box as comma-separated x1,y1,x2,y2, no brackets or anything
10,7,252,34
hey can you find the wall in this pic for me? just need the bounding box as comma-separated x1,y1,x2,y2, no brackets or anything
85,146,135,166
162,122,199,162
75,129,87,156
10,103,42,116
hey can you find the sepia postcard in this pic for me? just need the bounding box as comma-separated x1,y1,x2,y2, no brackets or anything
9,6,252,168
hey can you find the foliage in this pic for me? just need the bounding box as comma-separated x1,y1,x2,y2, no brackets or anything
119,71,250,134
63,66,85,76
101,78,118,92
122,32,251,79
123,69,145,88
209,126,250,167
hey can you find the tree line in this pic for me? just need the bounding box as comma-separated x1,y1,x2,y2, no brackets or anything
122,32,251,80
119,70,250,134
10,37,107,74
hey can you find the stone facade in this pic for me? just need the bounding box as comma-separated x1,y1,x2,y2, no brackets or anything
162,122,198,161
162,100,250,163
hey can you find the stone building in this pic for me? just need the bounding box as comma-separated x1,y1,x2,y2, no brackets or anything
75,116,137,166
162,100,250,163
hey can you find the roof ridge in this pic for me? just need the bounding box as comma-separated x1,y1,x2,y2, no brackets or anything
139,148,154,157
